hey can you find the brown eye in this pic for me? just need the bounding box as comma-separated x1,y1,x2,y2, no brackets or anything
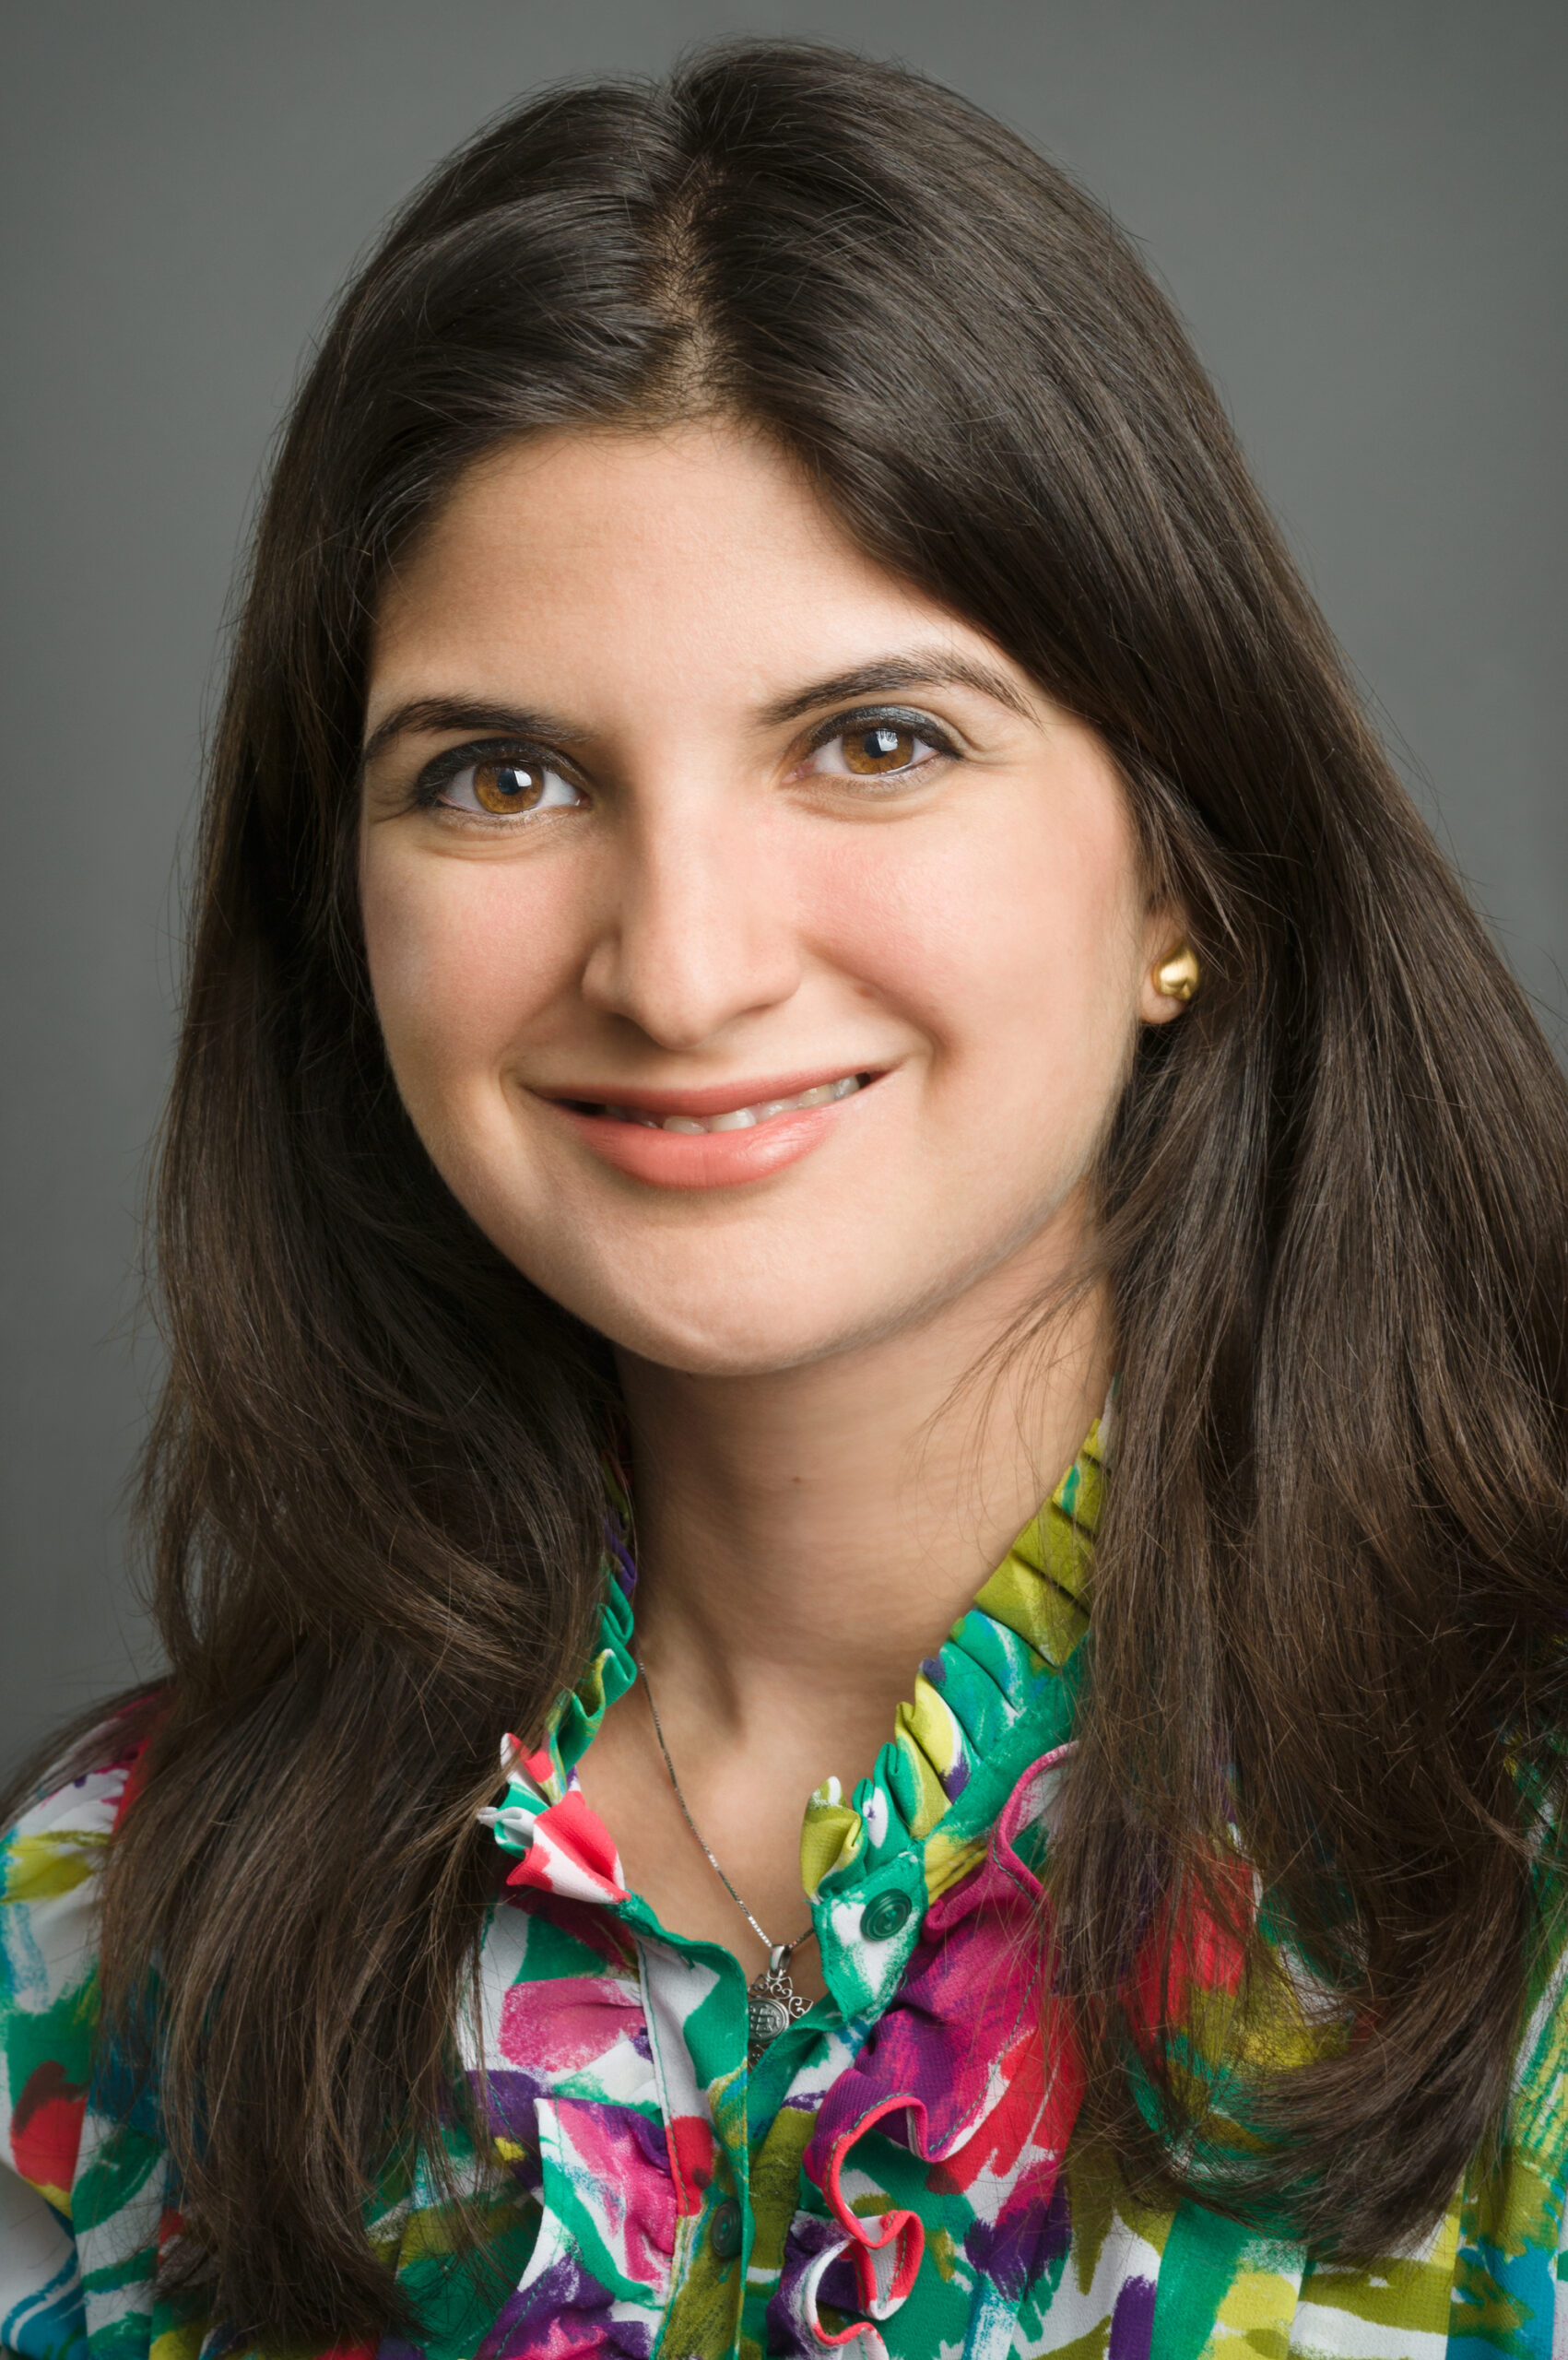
435,756,584,820
842,724,917,774
472,760,547,815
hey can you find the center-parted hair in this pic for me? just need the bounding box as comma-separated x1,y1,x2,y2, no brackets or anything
22,38,1567,2340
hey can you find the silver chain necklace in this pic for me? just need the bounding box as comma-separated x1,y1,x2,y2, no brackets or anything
637,1658,816,2062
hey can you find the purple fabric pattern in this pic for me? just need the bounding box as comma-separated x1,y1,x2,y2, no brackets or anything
1108,2272,1158,2360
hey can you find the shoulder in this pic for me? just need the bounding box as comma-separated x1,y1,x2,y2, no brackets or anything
1,1729,143,2330
3,1737,136,1981
1450,1879,1568,2351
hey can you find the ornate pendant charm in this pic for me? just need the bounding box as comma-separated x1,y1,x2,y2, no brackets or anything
747,1944,811,2062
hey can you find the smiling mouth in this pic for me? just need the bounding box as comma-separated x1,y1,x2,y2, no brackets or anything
557,1072,873,1134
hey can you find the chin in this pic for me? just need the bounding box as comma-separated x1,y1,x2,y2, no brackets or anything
507,1205,1079,1382
536,1257,915,1378
592,1293,866,1379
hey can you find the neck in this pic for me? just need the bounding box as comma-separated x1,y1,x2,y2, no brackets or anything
615,1216,1108,1751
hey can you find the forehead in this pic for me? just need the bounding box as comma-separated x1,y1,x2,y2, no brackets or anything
367,421,1016,725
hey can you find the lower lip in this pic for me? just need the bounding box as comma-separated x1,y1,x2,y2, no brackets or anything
541,1092,864,1189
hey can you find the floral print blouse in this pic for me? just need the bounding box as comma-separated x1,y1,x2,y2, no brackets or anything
4,1418,1568,2358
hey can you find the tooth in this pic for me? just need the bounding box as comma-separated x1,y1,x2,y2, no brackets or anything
626,1079,867,1134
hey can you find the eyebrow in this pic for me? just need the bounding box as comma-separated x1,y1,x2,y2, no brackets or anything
360,697,586,770
360,650,1037,769
758,652,1037,728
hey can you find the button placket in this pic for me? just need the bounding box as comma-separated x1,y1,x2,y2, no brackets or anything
710,2194,744,2260
820,1866,925,2019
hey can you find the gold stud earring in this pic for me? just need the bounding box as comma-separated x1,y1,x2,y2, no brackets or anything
1153,943,1201,1003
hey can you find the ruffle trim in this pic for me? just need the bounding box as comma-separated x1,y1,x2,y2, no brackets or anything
478,1552,635,1877
780,1751,1083,2352
797,1417,1102,1911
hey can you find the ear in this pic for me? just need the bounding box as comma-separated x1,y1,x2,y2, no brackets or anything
1137,905,1197,1027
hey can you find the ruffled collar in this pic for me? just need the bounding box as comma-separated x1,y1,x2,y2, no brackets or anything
482,1420,1103,2011
798,1420,1101,1909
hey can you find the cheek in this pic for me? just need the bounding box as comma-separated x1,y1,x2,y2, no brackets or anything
806,794,1143,1104
358,842,574,1108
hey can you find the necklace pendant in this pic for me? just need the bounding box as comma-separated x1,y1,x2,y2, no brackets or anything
747,1945,811,2062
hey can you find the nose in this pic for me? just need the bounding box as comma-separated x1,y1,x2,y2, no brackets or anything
579,789,803,1050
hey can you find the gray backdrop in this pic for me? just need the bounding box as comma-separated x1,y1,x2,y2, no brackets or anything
3,0,1563,1766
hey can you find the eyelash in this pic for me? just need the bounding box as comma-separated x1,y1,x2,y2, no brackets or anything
410,740,580,821
797,706,960,784
407,705,960,819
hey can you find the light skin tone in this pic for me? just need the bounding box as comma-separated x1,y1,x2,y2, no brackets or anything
360,420,1188,1993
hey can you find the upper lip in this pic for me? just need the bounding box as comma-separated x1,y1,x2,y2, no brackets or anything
534,1066,882,1118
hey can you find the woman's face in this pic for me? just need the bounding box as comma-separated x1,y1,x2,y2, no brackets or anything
360,422,1180,1375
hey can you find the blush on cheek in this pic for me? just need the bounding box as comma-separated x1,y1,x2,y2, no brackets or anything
801,832,983,1027
360,844,571,1095
809,800,1136,1091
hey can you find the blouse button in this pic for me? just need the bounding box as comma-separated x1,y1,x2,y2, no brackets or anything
860,1889,914,1941
711,2197,744,2260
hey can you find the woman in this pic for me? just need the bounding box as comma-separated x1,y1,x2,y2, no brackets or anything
4,38,1566,2360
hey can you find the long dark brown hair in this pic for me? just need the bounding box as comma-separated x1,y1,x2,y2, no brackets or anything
12,37,1568,2341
